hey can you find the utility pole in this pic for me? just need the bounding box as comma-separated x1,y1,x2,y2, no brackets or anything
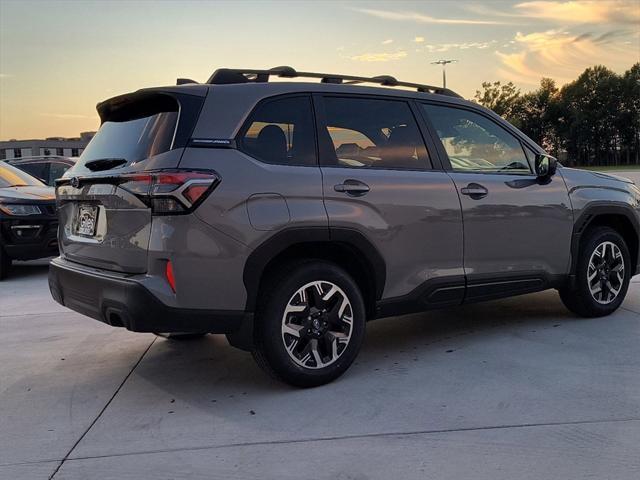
431,59,457,88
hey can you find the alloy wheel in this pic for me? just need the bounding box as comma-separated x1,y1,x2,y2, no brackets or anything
587,241,625,305
281,280,353,369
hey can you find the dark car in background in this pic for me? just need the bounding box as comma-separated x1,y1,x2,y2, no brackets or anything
7,156,76,186
0,162,58,279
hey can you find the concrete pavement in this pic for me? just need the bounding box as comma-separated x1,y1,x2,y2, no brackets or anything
1,259,639,479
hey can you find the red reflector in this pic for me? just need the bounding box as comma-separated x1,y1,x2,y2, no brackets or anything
165,260,176,293
183,184,210,204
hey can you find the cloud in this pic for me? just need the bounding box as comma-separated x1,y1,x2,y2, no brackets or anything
40,113,96,119
382,39,394,45
0,73,13,79
496,28,636,85
514,1,640,24
414,36,425,43
350,51,408,62
354,8,509,25
422,41,496,53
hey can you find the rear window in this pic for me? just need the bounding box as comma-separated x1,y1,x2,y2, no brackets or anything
73,92,203,172
80,95,178,167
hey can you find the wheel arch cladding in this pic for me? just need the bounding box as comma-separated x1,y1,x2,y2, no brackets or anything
572,204,640,276
242,227,386,319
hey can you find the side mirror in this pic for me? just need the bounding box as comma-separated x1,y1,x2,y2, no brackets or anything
535,154,558,178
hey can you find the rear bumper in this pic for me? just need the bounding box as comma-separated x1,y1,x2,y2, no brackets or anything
48,257,252,335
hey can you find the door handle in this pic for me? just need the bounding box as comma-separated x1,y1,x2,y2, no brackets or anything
334,179,370,196
460,183,488,199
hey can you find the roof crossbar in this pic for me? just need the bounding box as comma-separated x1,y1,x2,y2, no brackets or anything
206,66,462,98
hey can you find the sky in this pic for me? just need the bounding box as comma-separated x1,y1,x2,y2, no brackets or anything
0,0,639,140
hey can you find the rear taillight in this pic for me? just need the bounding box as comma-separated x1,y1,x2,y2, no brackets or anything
119,171,220,215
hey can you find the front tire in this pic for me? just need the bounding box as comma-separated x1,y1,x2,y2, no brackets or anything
252,260,366,387
559,227,632,317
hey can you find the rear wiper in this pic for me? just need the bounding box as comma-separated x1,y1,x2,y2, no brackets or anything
84,158,127,172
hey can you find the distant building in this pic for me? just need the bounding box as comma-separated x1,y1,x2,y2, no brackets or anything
0,131,96,160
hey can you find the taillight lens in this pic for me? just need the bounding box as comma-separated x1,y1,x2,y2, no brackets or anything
165,260,176,293
119,171,220,215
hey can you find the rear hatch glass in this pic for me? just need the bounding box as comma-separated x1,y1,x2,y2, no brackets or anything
71,91,203,175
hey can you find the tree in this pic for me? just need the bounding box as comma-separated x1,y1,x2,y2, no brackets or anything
474,64,639,167
510,78,560,155
474,81,521,118
617,64,640,165
558,65,622,166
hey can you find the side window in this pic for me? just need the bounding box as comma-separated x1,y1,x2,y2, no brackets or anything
321,97,430,170
239,96,316,166
422,104,531,173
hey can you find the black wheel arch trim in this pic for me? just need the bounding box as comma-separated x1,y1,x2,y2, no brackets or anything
570,202,640,278
242,226,387,313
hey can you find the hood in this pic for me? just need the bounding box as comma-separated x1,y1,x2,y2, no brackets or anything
560,167,636,188
589,171,636,185
0,185,56,202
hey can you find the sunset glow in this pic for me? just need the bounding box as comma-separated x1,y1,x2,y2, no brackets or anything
1,0,638,140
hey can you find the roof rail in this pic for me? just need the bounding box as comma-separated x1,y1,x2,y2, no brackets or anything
206,66,462,98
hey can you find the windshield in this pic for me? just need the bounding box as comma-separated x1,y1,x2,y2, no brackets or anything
0,162,45,188
76,93,179,169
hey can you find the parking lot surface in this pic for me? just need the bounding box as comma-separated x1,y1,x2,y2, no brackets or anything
1,258,639,480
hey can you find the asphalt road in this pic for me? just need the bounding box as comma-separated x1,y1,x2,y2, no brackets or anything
1,259,639,480
2,170,640,479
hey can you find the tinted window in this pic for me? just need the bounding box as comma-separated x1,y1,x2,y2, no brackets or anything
422,104,530,173
49,162,72,184
0,162,45,187
18,162,48,182
320,97,429,170
76,93,188,171
240,96,316,166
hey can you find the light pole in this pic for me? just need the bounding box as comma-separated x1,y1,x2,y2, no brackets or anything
431,59,457,88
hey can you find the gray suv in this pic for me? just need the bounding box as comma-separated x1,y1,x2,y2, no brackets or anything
49,67,640,387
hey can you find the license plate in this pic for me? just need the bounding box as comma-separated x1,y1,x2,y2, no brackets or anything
76,205,98,237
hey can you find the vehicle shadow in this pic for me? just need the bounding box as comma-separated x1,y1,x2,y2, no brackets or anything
135,289,582,397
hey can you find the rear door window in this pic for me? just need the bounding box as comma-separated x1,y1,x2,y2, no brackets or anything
239,96,316,166
319,97,430,170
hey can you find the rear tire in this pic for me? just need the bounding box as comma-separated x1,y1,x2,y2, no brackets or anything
252,260,366,388
0,247,11,281
559,227,631,317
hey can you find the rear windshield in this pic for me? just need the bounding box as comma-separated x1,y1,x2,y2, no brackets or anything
0,162,45,187
76,93,179,168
